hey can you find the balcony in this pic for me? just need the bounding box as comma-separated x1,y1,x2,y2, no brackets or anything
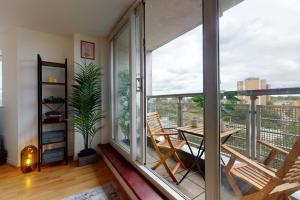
146,88,300,199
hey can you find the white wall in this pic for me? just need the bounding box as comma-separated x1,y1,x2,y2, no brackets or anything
0,28,108,166
0,28,74,166
73,33,108,160
98,37,109,145
16,28,74,164
0,28,19,166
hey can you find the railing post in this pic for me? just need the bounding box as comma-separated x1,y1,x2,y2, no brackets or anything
178,97,183,127
256,106,261,162
146,97,150,113
250,95,257,159
245,108,251,157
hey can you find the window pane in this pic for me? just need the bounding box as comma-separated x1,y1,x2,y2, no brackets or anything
146,0,205,198
113,23,131,150
219,0,300,199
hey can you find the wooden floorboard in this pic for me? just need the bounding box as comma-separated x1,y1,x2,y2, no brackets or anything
0,159,129,200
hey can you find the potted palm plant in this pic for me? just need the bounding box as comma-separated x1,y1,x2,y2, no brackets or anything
70,61,103,166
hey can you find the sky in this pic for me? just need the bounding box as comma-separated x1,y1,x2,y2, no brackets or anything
151,0,300,95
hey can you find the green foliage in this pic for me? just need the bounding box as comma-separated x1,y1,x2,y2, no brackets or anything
191,96,204,108
118,70,130,139
223,91,240,103
191,92,240,113
69,61,103,150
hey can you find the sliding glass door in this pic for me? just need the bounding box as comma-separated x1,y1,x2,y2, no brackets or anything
110,3,145,161
112,22,131,151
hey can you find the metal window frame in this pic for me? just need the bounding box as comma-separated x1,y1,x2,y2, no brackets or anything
108,1,146,163
203,0,220,199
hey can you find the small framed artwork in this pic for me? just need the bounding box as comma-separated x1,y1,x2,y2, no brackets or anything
81,40,95,60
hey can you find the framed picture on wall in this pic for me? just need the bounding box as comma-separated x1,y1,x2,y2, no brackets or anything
81,40,95,60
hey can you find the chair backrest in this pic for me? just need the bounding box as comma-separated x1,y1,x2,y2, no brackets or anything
276,136,300,183
146,112,165,140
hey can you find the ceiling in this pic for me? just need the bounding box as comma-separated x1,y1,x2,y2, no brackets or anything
146,0,243,51
0,0,135,37
146,0,202,51
0,0,243,48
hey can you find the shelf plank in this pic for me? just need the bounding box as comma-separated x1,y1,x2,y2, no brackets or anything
43,121,66,125
42,102,65,105
42,82,65,86
41,159,65,165
42,130,65,134
42,61,65,68
42,140,66,145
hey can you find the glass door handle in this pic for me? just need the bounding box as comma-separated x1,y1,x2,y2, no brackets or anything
136,77,142,92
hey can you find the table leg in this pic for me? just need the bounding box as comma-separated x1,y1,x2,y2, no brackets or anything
178,137,205,184
195,139,205,176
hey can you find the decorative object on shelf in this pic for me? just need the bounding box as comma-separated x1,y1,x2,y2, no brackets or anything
80,40,95,60
37,54,68,171
69,61,103,166
43,96,65,104
0,135,7,165
43,110,64,123
21,145,37,173
47,76,57,83
42,147,65,164
42,130,65,144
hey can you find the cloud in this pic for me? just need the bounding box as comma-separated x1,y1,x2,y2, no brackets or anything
150,0,300,95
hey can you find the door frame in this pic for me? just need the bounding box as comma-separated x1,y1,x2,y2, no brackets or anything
108,0,146,163
108,0,221,199
203,0,220,199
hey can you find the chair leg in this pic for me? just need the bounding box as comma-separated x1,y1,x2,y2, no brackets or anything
151,160,162,170
152,149,173,170
162,160,178,183
151,149,179,182
173,150,186,169
225,171,243,198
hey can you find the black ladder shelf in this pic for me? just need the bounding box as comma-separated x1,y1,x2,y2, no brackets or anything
37,54,68,171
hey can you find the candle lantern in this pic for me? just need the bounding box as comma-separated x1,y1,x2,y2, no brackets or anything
21,145,37,173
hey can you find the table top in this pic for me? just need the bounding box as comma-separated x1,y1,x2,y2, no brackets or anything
176,125,241,138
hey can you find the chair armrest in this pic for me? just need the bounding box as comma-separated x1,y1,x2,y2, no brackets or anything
151,132,178,136
164,127,177,130
222,144,278,179
258,140,289,155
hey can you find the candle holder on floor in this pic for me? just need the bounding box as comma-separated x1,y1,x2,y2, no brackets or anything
21,145,37,173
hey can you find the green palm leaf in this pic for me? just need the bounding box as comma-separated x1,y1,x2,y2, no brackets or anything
69,61,104,150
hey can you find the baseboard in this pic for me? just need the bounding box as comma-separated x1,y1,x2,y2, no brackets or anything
6,158,18,167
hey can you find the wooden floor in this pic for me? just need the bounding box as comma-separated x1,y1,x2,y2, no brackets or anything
0,159,129,200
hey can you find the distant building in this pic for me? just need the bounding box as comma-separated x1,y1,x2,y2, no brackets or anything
237,78,270,105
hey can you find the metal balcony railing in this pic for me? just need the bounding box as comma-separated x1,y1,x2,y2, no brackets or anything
147,88,300,169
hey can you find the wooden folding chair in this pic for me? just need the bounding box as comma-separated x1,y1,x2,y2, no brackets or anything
146,112,186,183
222,137,300,200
